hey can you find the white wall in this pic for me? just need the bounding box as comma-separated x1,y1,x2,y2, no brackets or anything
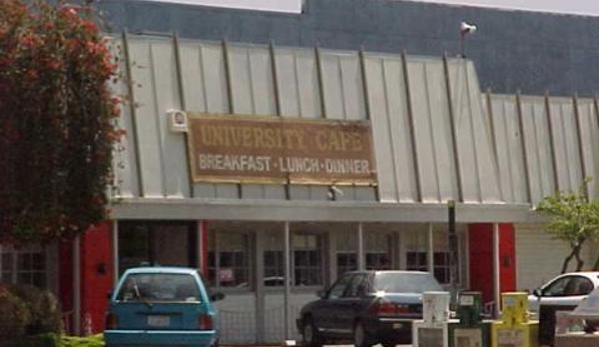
515,224,596,291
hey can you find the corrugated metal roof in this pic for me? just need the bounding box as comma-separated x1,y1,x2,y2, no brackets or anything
111,34,599,211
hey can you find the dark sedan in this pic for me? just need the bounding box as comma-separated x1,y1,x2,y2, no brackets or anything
296,270,442,347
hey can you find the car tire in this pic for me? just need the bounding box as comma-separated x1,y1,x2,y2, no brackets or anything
381,342,396,347
301,318,323,347
353,322,372,347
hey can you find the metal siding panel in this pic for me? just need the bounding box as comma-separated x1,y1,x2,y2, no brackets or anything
533,101,555,198
229,45,283,199
424,60,458,202
490,95,528,203
241,184,264,199
112,39,139,198
353,187,377,201
381,57,418,202
465,63,501,202
275,49,301,116
228,46,254,114
548,101,569,192
577,100,599,197
519,99,542,204
150,41,190,198
129,39,164,197
406,60,440,202
559,100,583,191
339,54,366,121
364,56,398,202
248,47,277,115
320,51,345,120
179,44,207,112
446,60,479,202
295,49,322,119
276,48,310,198
196,42,237,198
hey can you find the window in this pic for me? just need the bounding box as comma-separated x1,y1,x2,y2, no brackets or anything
207,231,251,288
117,273,200,302
264,250,284,286
337,252,357,276
433,252,450,284
118,221,194,274
261,234,324,287
366,252,391,270
0,246,45,288
346,274,369,298
406,250,452,284
328,274,352,299
406,251,427,271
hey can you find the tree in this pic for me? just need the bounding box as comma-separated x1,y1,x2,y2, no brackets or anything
536,179,599,273
0,0,122,243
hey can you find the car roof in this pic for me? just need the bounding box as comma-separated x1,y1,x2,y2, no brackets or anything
122,266,199,275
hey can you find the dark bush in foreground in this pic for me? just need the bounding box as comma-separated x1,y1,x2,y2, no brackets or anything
0,284,62,342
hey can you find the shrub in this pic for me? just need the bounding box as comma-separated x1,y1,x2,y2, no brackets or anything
60,334,104,347
9,284,62,335
17,333,59,347
0,284,30,339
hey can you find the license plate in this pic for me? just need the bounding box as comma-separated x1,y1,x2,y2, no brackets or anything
392,323,403,329
148,315,170,327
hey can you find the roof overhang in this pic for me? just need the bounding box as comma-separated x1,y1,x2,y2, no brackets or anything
110,198,547,224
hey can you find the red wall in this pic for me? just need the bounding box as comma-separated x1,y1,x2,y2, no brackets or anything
468,223,516,304
59,240,74,333
80,221,114,334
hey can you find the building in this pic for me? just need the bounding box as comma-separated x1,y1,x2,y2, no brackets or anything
2,0,599,344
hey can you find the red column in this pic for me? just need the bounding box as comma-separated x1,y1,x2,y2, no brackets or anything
80,221,114,334
468,223,516,304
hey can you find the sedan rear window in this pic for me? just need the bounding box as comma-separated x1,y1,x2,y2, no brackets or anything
117,273,201,302
374,272,442,293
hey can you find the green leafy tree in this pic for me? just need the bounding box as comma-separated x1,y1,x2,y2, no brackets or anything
0,0,123,243
536,179,599,273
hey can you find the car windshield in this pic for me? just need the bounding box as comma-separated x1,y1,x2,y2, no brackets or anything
116,273,201,302
373,272,442,293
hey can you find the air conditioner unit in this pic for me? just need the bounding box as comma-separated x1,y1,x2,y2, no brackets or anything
167,109,188,133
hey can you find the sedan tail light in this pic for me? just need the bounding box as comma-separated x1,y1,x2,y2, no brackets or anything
375,301,410,316
198,314,214,330
105,312,119,329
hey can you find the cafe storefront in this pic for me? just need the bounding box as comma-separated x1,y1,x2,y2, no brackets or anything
63,33,599,343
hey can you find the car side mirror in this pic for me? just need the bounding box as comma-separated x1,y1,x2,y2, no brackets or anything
316,289,326,299
210,292,225,302
533,289,542,297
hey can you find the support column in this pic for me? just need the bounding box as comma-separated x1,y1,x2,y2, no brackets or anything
283,222,292,340
493,223,501,319
357,223,365,270
427,223,434,274
112,221,119,284
73,235,81,336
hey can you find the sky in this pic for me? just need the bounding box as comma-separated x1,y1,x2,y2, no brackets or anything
137,0,599,16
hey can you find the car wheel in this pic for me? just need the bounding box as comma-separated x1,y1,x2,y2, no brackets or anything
353,322,372,347
301,318,323,347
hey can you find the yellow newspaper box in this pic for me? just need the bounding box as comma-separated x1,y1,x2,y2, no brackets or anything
491,292,539,347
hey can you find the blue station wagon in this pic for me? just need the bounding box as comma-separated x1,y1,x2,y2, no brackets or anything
104,267,224,347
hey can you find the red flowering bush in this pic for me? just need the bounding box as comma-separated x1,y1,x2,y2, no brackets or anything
0,0,122,242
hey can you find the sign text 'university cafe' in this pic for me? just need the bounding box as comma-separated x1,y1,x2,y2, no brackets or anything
187,113,377,185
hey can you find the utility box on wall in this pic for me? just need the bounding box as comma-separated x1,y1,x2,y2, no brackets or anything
448,291,491,347
490,292,539,347
413,291,455,347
